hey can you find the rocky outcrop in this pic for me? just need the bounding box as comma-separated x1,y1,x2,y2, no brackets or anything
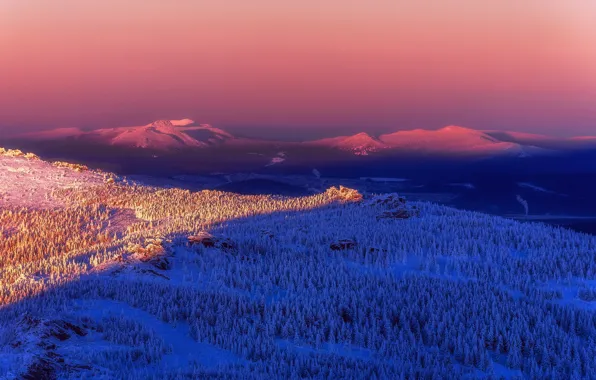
376,209,419,220
52,161,89,172
188,232,237,252
330,239,358,251
325,186,363,203
366,193,420,220
15,317,90,380
365,193,406,208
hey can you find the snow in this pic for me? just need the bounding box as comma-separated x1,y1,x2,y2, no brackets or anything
276,339,372,361
378,126,526,156
309,132,388,155
517,182,557,194
19,120,237,151
0,154,104,209
169,119,195,126
3,151,596,378
72,299,244,370
17,122,596,159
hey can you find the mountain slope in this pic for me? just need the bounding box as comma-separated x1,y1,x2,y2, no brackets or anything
2,150,596,378
105,120,208,149
378,125,533,157
14,122,594,158
308,132,388,155
485,130,596,150
307,126,553,158
19,120,240,150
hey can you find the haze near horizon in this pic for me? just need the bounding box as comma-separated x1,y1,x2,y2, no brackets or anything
1,0,595,138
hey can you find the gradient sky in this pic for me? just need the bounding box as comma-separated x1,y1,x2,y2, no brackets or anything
1,0,595,138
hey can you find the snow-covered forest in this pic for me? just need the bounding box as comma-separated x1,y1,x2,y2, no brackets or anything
2,150,596,379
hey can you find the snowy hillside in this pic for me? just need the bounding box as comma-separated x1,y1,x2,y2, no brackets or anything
0,148,106,208
2,150,596,378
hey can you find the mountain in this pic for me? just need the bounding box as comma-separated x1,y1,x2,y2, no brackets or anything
308,132,388,155
377,125,542,157
484,130,596,151
307,126,549,158
19,119,240,150
12,122,594,163
3,149,596,378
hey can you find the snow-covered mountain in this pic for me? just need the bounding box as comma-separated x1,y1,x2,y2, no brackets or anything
307,126,551,158
376,125,544,157
308,132,388,155
16,121,594,159
20,119,239,150
484,130,596,151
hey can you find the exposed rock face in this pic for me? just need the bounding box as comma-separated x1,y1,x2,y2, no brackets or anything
365,193,420,220
376,209,419,220
147,256,171,270
365,193,406,208
150,119,175,129
126,238,168,263
15,317,90,380
188,232,237,252
108,238,173,277
330,239,358,251
188,231,218,247
52,161,89,172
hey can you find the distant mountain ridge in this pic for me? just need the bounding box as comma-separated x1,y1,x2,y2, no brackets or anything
309,132,388,156
21,119,241,150
14,120,596,159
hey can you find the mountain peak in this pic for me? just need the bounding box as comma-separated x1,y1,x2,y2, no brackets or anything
146,119,196,129
149,120,175,129
351,132,373,138
308,131,387,156
170,119,195,126
439,125,476,133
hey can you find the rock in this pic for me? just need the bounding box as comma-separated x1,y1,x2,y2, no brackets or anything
148,256,170,270
366,193,406,208
330,239,358,251
42,320,87,341
15,317,91,380
325,186,363,203
365,193,419,220
127,239,166,261
376,209,419,220
139,269,170,280
22,357,57,380
52,161,89,172
219,239,237,252
188,232,237,252
188,232,217,247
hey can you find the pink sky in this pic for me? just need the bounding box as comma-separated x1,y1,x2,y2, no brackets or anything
1,0,595,137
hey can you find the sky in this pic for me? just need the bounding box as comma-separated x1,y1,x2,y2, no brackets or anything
1,0,595,139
